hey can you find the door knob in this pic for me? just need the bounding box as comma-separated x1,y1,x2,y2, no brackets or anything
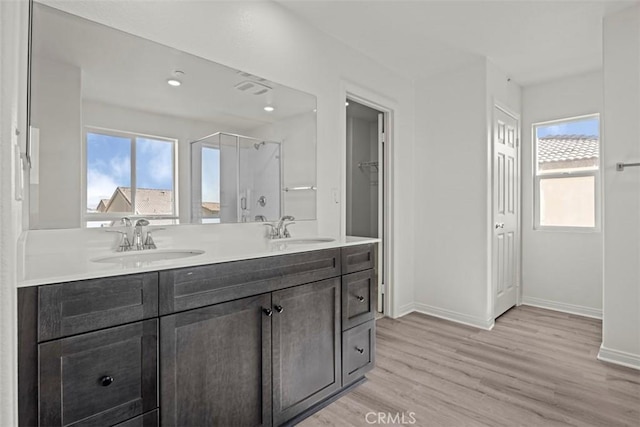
355,347,364,354
263,308,273,317
495,223,505,229
274,305,284,313
356,295,365,302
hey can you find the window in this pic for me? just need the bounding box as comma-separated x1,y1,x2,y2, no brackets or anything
85,128,177,226
534,114,600,229
201,146,221,223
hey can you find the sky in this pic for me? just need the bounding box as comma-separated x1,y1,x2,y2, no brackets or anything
536,116,599,138
86,132,174,210
202,147,220,203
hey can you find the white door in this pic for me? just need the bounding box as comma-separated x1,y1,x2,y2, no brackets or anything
493,106,520,318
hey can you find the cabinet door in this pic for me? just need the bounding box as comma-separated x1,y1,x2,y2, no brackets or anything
272,278,341,425
161,294,272,427
38,320,157,427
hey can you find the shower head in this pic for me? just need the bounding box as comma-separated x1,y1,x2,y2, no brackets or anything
254,141,266,150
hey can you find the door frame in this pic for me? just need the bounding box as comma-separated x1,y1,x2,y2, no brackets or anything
489,102,523,321
340,81,395,318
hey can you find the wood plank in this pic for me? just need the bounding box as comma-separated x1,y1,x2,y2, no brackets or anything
300,306,640,427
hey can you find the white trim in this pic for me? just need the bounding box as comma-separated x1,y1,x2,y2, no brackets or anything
414,303,495,330
394,303,415,319
597,344,640,370
522,296,602,319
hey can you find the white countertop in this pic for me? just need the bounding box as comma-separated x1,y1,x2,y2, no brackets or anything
18,224,379,287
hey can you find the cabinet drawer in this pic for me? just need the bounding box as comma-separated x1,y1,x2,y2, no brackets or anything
39,320,158,427
38,273,158,341
114,410,158,427
342,320,375,386
159,248,341,314
342,269,376,330
341,244,374,274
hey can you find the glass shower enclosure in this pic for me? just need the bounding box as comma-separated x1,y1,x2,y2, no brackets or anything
190,132,282,223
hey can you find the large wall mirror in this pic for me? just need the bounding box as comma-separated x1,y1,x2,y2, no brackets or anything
29,1,317,229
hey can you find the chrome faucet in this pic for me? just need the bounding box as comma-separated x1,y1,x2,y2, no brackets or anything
266,215,295,239
264,215,295,239
133,218,150,250
107,217,161,251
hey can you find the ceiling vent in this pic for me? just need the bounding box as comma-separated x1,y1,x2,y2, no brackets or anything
234,80,272,95
237,71,269,83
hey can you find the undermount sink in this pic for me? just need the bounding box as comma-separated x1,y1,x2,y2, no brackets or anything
270,237,336,245
92,249,205,265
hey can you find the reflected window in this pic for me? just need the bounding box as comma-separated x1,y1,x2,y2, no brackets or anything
534,115,600,229
85,128,177,226
201,147,221,223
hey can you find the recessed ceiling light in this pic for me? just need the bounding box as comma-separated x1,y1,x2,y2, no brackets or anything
167,78,181,87
345,102,350,106
264,106,275,112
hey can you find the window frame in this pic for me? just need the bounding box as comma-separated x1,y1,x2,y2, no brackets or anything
82,126,179,226
533,113,601,232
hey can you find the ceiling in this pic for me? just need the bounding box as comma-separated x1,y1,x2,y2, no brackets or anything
33,3,316,132
276,0,638,86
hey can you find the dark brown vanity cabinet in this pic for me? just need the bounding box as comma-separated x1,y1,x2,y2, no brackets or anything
160,294,273,427
19,244,377,427
38,320,158,427
272,278,341,426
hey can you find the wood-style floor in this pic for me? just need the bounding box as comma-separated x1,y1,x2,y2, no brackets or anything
300,306,640,427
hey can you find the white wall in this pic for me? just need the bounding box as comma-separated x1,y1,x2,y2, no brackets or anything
414,59,521,328
30,58,82,229
521,71,603,318
0,0,29,423
599,5,640,369
247,111,318,221
415,59,489,327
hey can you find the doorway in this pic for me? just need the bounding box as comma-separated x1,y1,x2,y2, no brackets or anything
346,99,386,315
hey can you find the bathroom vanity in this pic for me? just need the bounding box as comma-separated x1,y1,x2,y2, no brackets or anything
17,240,377,427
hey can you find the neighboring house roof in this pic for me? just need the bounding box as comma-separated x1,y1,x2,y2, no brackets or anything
98,187,173,215
201,202,220,214
538,134,599,163
96,199,110,213
96,187,220,216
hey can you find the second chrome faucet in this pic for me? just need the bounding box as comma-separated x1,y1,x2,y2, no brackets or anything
265,215,295,239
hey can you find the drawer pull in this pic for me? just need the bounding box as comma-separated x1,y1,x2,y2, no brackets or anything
263,308,273,317
100,376,115,387
274,305,284,313
356,295,365,302
355,347,364,354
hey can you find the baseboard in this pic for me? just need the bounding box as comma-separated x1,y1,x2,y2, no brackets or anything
413,303,495,330
394,302,415,319
521,296,602,319
597,344,640,370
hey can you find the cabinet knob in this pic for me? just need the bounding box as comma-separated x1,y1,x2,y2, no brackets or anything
356,295,365,302
100,376,114,387
274,305,284,313
355,347,364,354
263,308,273,317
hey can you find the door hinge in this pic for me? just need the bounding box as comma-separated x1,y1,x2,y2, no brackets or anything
381,132,386,144
380,282,386,294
